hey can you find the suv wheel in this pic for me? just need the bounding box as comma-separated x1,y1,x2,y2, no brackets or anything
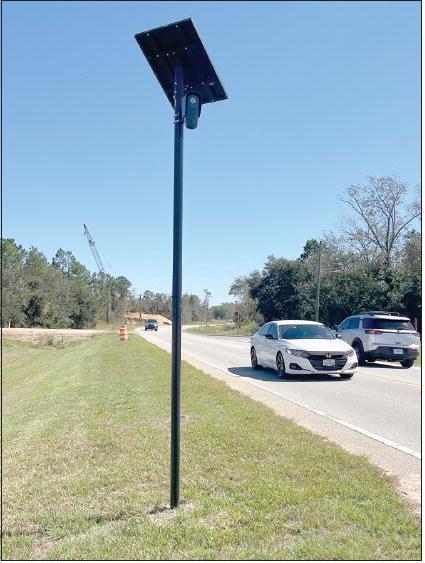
352,341,366,365
400,359,414,369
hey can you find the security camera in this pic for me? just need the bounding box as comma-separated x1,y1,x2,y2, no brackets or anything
185,93,202,129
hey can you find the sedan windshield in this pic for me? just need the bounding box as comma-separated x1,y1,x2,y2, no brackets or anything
279,324,334,340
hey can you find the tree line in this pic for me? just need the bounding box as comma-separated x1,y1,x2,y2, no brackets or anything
230,177,421,330
126,290,235,324
3,176,420,331
2,242,235,328
2,242,132,328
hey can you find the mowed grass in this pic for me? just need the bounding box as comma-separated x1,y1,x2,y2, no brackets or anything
2,335,420,560
185,323,257,336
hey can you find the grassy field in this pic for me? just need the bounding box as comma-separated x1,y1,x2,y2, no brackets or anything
185,322,258,337
2,334,421,560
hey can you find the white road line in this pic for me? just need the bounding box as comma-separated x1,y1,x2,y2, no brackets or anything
183,353,422,461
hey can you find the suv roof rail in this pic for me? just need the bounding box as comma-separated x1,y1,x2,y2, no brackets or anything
357,311,399,316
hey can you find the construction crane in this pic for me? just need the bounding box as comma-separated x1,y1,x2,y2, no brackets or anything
83,224,105,273
83,224,110,323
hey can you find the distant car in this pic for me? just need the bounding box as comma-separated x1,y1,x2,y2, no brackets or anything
145,319,158,331
333,311,420,368
251,320,357,379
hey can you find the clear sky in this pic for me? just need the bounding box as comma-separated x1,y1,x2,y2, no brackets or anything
3,1,420,305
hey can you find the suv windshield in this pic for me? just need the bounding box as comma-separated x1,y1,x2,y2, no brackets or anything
362,318,415,331
279,324,334,340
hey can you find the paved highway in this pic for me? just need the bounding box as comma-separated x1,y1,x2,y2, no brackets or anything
136,325,421,508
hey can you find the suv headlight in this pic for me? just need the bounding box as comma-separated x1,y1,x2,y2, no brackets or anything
286,349,310,358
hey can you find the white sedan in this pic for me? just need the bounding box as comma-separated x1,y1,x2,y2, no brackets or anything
251,320,358,379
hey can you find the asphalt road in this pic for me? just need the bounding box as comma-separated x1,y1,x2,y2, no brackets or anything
136,325,421,508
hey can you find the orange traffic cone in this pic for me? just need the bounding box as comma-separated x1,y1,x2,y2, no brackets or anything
119,324,128,341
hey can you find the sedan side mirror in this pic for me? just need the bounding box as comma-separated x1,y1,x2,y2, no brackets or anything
265,333,276,339
335,334,341,339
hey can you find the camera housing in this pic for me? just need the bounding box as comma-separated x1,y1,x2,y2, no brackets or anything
185,93,202,129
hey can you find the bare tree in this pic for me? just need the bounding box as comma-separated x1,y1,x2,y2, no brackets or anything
338,176,420,267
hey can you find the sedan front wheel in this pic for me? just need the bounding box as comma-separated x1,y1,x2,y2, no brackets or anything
251,347,262,370
340,373,353,380
276,352,286,379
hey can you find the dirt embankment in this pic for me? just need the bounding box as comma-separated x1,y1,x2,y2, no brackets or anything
2,328,111,345
124,313,171,325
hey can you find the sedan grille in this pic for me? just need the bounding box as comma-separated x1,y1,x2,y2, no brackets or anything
307,353,347,371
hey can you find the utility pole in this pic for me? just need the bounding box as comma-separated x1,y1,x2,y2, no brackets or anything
203,289,211,323
315,241,322,322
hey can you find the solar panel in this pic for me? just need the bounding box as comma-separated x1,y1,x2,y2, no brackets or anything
135,18,228,107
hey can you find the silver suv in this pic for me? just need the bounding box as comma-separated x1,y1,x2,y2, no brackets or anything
334,311,420,368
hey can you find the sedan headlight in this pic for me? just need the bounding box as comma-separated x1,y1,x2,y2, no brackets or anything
346,349,356,357
285,349,310,358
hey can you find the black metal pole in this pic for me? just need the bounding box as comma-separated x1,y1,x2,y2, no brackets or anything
170,65,184,509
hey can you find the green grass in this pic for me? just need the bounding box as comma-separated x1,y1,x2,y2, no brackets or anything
2,335,421,560
185,321,258,337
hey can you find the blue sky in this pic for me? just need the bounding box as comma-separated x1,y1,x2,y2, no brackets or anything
3,1,420,305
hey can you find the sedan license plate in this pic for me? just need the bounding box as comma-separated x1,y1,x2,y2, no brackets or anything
323,358,335,366
394,348,403,355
